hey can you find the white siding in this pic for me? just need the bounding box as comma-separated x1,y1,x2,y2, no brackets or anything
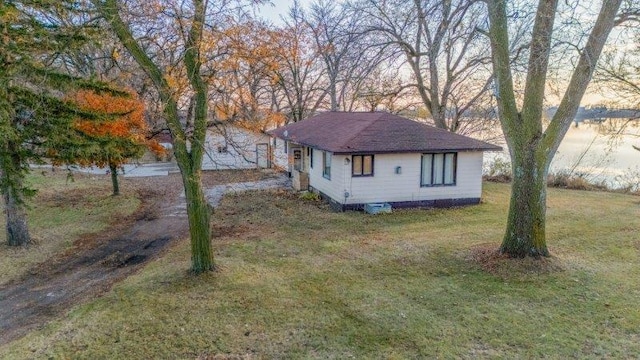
272,138,288,170
309,151,484,205
308,150,346,203
202,126,270,170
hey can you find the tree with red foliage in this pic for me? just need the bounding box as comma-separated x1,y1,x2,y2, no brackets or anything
55,89,165,195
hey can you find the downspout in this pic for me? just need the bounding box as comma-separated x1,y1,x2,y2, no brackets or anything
343,155,351,210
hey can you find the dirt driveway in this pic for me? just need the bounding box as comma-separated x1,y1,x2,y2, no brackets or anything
0,170,284,345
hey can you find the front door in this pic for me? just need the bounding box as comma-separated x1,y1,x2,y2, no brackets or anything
256,143,270,168
293,148,302,171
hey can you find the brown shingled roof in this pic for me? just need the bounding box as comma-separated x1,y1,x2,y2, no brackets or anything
268,111,502,154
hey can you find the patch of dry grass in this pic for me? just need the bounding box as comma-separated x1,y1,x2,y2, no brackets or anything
465,243,567,279
200,169,282,188
2,182,640,358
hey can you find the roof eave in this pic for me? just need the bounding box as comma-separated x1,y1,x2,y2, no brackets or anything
332,147,503,155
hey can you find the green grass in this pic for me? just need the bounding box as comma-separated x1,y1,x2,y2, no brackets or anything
0,171,140,286
2,183,640,358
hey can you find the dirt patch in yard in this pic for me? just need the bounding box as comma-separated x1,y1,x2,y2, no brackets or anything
0,174,188,346
0,169,284,345
200,169,283,188
465,243,565,279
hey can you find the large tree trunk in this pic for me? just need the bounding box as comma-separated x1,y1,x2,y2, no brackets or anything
4,189,31,247
500,146,549,257
96,0,215,274
2,153,31,246
181,166,214,273
109,162,119,196
487,0,621,258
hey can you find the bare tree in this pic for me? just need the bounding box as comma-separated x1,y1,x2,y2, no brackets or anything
355,66,420,114
597,35,640,108
270,1,328,123
307,0,388,112
93,0,233,273
355,0,493,132
486,0,627,257
595,22,640,151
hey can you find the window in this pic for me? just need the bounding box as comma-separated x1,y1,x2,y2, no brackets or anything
352,155,374,177
421,153,456,186
322,151,331,179
308,148,313,168
284,140,288,153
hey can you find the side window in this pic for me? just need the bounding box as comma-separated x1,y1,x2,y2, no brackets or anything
421,153,456,186
322,151,331,179
352,155,374,177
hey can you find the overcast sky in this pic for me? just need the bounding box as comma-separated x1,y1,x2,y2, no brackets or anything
256,0,298,24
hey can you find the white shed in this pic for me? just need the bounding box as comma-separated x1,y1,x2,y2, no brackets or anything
202,123,278,170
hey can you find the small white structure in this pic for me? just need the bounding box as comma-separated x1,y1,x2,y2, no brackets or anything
202,123,287,170
268,112,501,211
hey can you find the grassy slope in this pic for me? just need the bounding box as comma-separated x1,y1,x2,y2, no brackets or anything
2,183,639,358
0,171,140,286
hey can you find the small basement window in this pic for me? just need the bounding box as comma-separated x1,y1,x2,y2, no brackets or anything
352,155,374,177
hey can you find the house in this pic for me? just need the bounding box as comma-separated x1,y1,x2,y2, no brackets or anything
268,111,501,211
202,123,288,170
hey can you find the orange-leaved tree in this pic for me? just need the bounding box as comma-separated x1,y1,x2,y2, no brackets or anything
58,89,165,195
206,21,286,131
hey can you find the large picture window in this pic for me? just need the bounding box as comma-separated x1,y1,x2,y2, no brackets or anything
322,151,331,179
352,155,374,177
421,153,456,186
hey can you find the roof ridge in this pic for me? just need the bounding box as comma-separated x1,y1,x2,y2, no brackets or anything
268,111,502,153
322,110,388,114
335,112,385,151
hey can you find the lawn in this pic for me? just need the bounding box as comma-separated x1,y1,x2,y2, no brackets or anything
0,171,140,286
1,182,639,358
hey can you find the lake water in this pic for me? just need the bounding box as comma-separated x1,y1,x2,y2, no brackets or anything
486,119,640,189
